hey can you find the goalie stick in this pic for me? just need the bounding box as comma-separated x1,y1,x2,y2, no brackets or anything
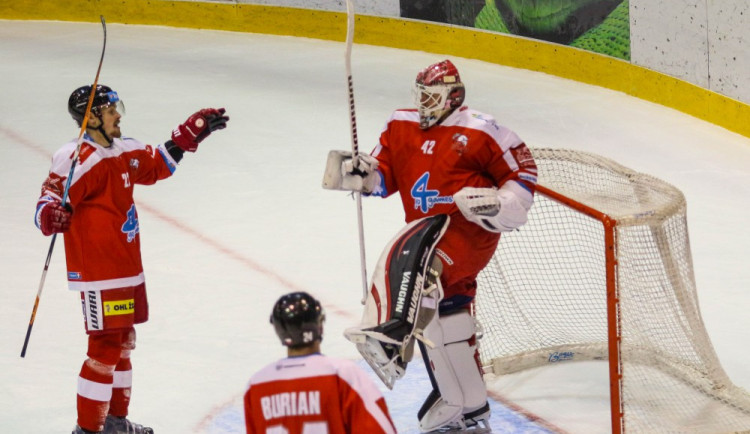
344,0,369,304
21,15,108,358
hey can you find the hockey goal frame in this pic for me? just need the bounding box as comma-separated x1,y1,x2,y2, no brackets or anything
536,183,624,433
475,148,750,433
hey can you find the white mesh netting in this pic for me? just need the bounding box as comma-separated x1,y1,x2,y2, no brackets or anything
475,148,750,433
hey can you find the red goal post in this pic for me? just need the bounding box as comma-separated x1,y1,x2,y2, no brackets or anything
475,148,750,433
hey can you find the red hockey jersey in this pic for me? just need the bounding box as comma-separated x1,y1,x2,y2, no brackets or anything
372,106,536,218
244,354,396,434
35,135,177,292
370,107,537,297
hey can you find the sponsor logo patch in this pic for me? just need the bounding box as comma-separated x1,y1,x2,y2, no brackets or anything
411,172,454,213
77,143,97,164
104,299,135,316
68,271,82,280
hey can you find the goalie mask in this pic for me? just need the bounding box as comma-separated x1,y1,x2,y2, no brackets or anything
413,60,465,130
270,292,325,347
68,84,125,127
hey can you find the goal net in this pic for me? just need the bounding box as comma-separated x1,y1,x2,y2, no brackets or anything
475,148,750,432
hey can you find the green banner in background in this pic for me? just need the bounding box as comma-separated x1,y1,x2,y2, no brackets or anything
401,0,630,60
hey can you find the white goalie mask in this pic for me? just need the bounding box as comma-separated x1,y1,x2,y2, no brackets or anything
412,59,465,129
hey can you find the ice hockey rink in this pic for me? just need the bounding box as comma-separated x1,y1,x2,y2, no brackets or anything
1,20,749,433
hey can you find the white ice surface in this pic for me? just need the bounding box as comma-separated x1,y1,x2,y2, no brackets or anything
1,20,748,433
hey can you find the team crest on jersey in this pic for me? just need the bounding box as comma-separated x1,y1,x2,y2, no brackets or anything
411,172,453,213
130,158,140,170
121,204,139,242
451,133,469,156
41,174,66,196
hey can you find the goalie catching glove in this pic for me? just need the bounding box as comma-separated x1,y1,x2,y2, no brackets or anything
321,150,381,193
453,182,533,233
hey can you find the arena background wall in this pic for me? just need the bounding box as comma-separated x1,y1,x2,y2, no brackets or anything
1,0,748,138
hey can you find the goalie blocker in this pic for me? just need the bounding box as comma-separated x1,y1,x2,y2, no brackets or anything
345,214,449,389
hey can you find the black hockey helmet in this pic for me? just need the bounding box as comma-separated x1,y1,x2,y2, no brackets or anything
270,292,325,347
68,84,124,126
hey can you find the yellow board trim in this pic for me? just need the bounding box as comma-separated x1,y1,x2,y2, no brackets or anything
1,0,748,138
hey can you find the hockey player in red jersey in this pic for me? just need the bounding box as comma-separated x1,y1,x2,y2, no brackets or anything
35,84,229,434
324,59,537,432
243,292,396,434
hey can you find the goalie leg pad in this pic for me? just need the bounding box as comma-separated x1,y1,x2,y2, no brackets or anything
418,309,489,432
345,215,449,389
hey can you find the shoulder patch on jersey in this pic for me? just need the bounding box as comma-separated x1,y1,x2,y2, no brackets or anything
41,172,66,197
76,142,98,164
511,145,535,169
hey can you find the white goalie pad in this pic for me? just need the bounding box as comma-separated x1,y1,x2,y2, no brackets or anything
345,214,449,389
418,310,489,432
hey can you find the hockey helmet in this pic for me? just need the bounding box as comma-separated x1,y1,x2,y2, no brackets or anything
413,59,465,129
270,292,325,347
68,84,125,126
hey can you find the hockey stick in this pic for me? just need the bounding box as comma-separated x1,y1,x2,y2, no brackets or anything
21,15,107,358
344,0,369,305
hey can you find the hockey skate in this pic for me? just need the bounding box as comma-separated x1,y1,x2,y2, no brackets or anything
104,415,154,434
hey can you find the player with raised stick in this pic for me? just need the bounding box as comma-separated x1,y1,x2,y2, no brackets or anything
323,59,537,432
35,83,229,433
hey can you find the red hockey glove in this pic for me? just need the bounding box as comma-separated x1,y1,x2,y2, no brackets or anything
170,108,229,152
40,202,73,236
